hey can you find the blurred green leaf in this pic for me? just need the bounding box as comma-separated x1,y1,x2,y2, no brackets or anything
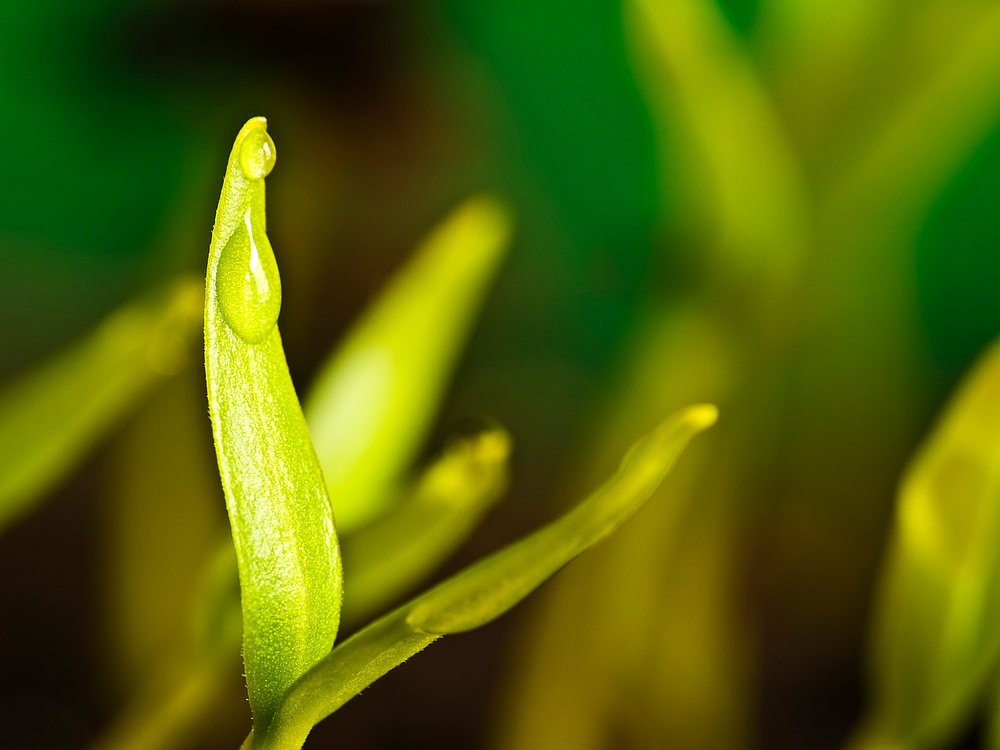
253,404,717,750
91,368,234,750
716,0,757,33
91,539,244,750
100,367,227,685
341,426,512,625
0,276,201,534
626,0,809,322
304,194,513,534
495,306,750,750
204,117,341,732
90,653,229,750
856,336,1000,749
815,2,1000,265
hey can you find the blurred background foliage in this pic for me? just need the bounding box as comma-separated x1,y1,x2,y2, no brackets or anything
3,0,1000,748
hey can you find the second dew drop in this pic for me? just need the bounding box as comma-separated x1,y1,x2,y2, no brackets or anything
217,130,282,345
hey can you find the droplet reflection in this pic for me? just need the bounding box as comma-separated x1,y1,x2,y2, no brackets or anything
216,205,282,344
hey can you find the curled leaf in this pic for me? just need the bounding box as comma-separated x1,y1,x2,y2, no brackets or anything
627,0,808,311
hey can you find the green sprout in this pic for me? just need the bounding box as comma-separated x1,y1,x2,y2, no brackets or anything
6,3,1000,747
0,116,714,750
199,117,717,749
204,118,344,732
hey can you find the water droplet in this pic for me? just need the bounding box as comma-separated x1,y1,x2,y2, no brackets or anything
239,128,276,180
216,204,282,344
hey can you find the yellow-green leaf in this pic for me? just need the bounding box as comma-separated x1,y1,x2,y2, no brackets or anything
304,195,513,534
204,117,342,733
626,0,808,316
0,277,201,534
857,336,1000,749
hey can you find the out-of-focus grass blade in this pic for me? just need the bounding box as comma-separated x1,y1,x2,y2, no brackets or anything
91,369,236,750
91,658,223,750
100,368,225,689
853,337,1000,749
303,195,513,534
0,276,202,534
496,306,750,750
626,0,808,323
341,427,512,625
822,3,1000,225
253,405,717,750
204,117,342,734
754,0,895,162
91,540,244,750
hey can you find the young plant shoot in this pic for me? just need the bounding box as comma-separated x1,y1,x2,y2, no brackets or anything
204,118,342,736
205,119,716,750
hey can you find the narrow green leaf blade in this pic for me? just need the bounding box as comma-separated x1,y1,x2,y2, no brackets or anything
0,277,201,534
341,427,512,624
857,336,1000,749
204,117,342,732
258,404,717,750
627,0,808,313
304,195,513,534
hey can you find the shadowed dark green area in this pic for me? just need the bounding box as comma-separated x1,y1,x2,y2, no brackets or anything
443,0,658,362
716,0,758,34
0,0,187,373
916,121,1000,374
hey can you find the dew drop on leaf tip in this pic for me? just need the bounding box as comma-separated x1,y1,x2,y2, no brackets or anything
239,127,276,180
216,124,282,345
